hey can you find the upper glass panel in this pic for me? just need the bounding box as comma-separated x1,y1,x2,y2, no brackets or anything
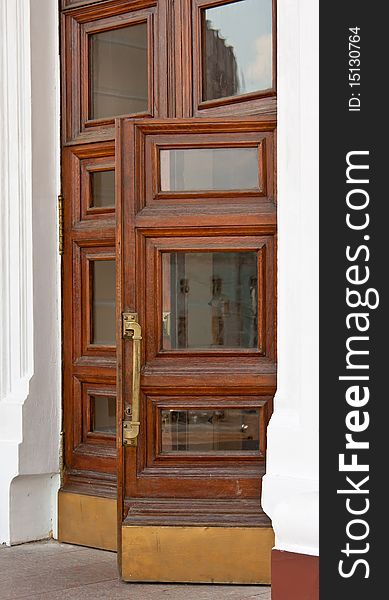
162,251,258,350
160,147,259,192
92,259,116,345
90,23,148,120
202,0,273,102
91,170,115,208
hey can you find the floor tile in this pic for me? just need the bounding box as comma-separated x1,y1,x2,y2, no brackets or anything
0,541,271,600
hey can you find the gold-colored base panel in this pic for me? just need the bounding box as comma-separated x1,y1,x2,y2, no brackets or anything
58,491,116,551
121,526,274,584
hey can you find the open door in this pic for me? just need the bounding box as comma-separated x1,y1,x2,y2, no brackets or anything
116,117,276,583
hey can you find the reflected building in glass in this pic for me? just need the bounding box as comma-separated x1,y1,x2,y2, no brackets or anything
163,251,258,351
203,18,240,101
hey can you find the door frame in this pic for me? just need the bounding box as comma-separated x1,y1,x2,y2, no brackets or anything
58,0,278,572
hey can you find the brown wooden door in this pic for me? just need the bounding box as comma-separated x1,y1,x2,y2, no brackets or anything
116,115,276,583
59,0,276,578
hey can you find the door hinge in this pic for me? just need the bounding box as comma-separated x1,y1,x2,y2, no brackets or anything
58,194,64,255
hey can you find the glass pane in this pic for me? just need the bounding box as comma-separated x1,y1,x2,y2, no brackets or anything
91,395,116,434
161,408,260,452
162,252,258,350
160,147,259,192
203,0,273,101
90,23,148,120
92,260,116,345
91,171,115,208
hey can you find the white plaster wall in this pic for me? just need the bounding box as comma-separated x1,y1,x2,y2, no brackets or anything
0,0,61,545
0,0,318,553
262,0,319,556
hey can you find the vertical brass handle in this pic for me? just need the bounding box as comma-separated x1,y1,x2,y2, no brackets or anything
122,313,142,447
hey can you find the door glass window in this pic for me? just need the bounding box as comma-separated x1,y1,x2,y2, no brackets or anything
91,395,116,434
161,408,260,452
91,170,115,208
92,260,116,345
160,147,259,192
162,251,258,350
202,0,273,102
90,23,148,120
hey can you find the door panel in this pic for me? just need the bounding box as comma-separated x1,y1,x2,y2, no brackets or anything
141,234,275,363
137,121,275,207
117,117,276,582
62,0,168,142
191,0,277,117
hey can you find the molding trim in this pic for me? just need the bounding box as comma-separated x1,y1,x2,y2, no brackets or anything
0,0,33,408
0,0,61,545
0,0,33,545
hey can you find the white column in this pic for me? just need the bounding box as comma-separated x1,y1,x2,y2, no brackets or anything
262,0,319,556
0,0,61,545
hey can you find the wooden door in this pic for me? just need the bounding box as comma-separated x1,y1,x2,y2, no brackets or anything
59,0,276,579
116,115,276,583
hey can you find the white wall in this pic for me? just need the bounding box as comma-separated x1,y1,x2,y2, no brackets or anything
0,0,318,552
262,0,319,556
0,0,61,545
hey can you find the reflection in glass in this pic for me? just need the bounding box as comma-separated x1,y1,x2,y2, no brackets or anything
162,252,258,350
91,170,115,208
160,147,259,192
203,0,273,101
161,408,260,452
92,260,116,345
91,395,116,434
90,23,148,120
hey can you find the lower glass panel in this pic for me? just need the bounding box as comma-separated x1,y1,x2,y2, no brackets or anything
91,395,116,434
162,251,258,350
161,408,260,453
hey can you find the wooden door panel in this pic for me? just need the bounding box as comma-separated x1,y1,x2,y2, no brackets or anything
147,396,270,464
127,394,271,499
62,0,168,143
73,242,117,362
131,118,276,211
191,0,277,117
62,140,118,497
117,116,276,529
138,233,275,365
79,157,115,223
66,374,116,474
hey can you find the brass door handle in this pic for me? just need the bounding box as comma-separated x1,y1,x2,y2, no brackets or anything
122,313,142,447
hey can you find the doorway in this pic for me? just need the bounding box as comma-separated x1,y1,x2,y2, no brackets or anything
59,0,276,584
